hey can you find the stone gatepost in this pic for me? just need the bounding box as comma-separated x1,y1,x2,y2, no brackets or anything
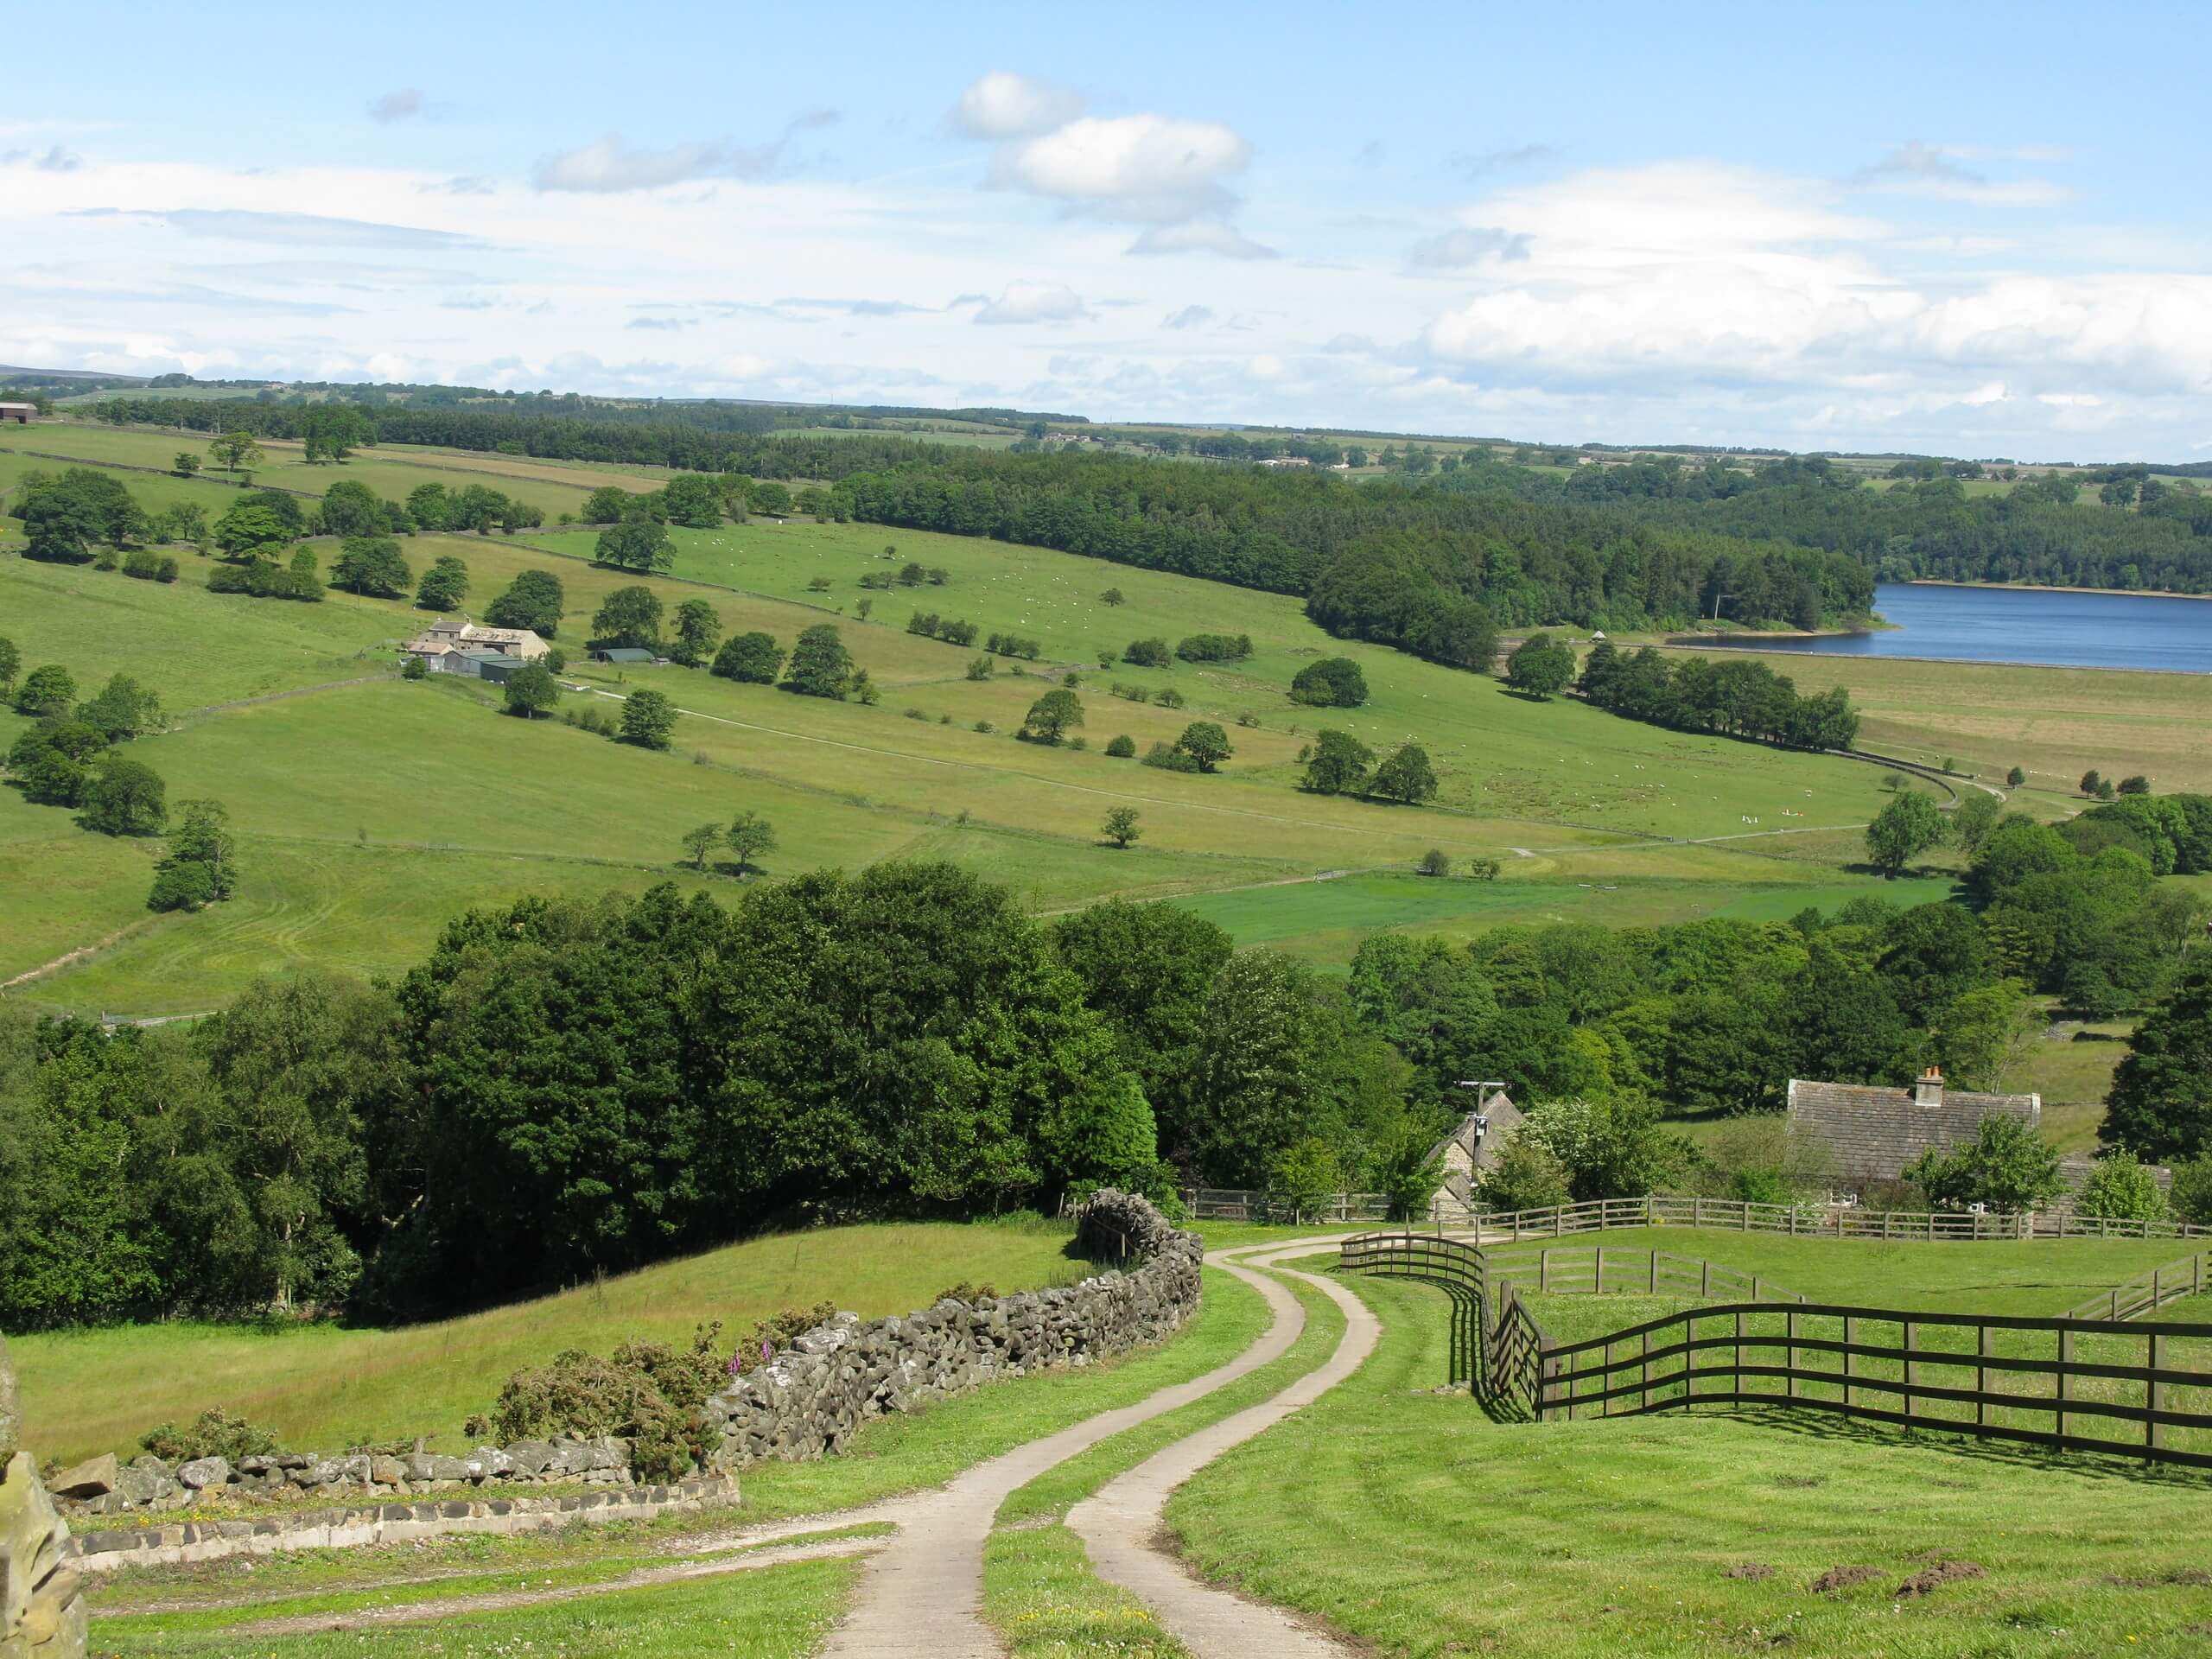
0,1336,86,1657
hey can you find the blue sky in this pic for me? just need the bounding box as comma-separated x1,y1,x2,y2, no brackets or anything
5,1,2208,458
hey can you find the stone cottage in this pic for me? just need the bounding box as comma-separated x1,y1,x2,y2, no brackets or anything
1785,1066,2038,1195
1427,1087,1523,1224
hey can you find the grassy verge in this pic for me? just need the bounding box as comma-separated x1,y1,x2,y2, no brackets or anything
93,1554,858,1657
1167,1272,2212,1658
92,1523,893,1634
982,1269,1345,1659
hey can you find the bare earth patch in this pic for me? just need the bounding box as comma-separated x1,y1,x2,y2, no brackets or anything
1894,1560,1986,1597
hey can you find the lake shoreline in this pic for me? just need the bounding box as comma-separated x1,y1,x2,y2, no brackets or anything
1905,577,2212,604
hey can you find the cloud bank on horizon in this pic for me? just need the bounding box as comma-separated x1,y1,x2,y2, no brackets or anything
3,4,2206,461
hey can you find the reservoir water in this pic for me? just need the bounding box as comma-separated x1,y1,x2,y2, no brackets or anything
1702,582,2212,674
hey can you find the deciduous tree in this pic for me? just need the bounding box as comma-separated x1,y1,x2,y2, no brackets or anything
724,810,776,874
502,663,560,720
1299,729,1373,796
669,600,721,669
782,625,854,699
712,632,784,683
1865,791,1947,877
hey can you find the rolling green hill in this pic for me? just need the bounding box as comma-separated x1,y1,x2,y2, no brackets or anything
1,508,1929,1013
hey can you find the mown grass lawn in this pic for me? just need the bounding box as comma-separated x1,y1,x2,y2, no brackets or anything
1474,1224,2192,1316
1167,1271,2212,1658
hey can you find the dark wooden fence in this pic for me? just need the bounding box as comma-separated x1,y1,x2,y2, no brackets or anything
1338,1233,1803,1420
1537,1301,2212,1471
1342,1230,2212,1471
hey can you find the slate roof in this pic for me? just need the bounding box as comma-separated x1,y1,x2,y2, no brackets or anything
1786,1074,2040,1184
1432,1091,1523,1167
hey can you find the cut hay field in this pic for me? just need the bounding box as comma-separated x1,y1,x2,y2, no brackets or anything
0,419,630,520
1669,645,2212,799
12,1218,1091,1465
3,505,1948,1010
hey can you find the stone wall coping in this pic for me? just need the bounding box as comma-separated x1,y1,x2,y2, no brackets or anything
71,1475,738,1573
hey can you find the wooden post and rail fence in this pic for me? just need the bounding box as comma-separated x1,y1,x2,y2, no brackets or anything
1184,1189,2210,1239
1341,1230,2212,1472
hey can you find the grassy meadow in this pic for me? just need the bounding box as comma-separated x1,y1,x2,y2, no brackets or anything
3,482,1946,1011
14,1218,1093,1465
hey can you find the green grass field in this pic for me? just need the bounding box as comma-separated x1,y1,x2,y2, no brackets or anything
3,497,1941,1010
13,1218,1091,1464
1167,1269,2212,1658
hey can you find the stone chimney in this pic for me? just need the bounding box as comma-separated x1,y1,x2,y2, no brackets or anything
1914,1065,1944,1109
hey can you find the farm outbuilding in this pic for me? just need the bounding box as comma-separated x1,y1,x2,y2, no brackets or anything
0,403,35,424
464,652,526,683
590,646,658,664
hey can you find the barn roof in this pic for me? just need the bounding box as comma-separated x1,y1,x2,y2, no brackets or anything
1786,1071,2039,1184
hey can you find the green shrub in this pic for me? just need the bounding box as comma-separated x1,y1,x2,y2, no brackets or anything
931,1281,999,1305
140,1408,280,1465
1105,734,1135,758
487,1322,728,1481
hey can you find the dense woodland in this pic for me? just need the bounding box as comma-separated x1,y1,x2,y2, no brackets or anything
1545,454,2212,594
8,805,2212,1329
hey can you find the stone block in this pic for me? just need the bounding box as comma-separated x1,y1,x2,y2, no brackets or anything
175,1457,231,1491
45,1457,118,1502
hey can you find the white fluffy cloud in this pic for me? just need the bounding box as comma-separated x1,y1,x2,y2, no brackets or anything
1416,162,2212,412
952,71,1083,140
993,114,1249,224
953,75,1266,259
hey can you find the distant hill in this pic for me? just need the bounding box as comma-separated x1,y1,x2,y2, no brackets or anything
0,365,149,387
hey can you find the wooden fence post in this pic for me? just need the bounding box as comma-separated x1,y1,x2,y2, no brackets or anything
1702,1260,1713,1298
1641,1326,1652,1412
1649,1251,1659,1294
1694,1196,1704,1228
1903,1320,1917,1427
1541,1249,1551,1294
2057,1328,2074,1444
1977,1323,1991,1429
1785,1308,1798,1400
2148,1331,2164,1461
1595,1244,1605,1294
1842,1316,1855,1421
1683,1311,1696,1409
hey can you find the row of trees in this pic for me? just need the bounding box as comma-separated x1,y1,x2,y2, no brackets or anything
1576,641,1862,750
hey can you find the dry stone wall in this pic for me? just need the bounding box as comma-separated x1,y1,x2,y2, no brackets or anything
706,1190,1201,1469
22,1190,1198,1575
44,1435,640,1520
0,1337,86,1659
